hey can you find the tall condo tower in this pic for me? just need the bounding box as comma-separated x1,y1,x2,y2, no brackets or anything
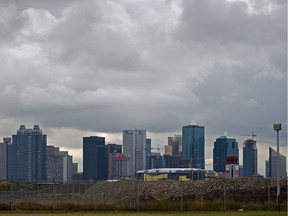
182,125,205,169
123,129,146,177
46,146,73,183
243,139,258,177
0,138,11,181
213,136,239,173
83,136,108,181
8,125,47,182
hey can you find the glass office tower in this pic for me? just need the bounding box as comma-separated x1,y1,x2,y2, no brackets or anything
243,139,257,177
182,125,205,169
8,125,47,182
213,136,239,173
83,136,108,181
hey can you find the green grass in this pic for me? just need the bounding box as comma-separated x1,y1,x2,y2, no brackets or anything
0,199,286,212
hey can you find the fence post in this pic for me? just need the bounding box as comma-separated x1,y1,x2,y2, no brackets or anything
224,183,227,212
53,183,56,210
9,182,13,210
180,181,183,211
137,180,140,211
268,183,270,211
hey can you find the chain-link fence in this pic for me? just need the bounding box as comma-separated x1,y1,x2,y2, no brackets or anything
0,178,286,211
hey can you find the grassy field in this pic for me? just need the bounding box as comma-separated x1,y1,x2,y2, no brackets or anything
0,211,286,216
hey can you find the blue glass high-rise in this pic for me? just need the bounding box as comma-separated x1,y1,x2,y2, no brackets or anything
213,136,239,173
83,136,108,181
182,125,205,169
243,139,257,177
7,125,47,182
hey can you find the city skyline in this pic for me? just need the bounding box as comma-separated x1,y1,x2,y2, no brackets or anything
0,0,286,176
1,123,287,177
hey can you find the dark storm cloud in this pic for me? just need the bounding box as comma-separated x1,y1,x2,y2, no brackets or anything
0,0,286,172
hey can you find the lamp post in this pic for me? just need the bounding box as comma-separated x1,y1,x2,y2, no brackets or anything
273,123,281,210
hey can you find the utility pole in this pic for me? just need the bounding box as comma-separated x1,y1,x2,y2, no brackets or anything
273,123,281,211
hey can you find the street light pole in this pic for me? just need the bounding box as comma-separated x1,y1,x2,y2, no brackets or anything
273,123,281,210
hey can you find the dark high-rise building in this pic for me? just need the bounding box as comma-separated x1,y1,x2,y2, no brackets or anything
266,147,287,178
146,139,152,155
83,136,108,181
147,153,164,169
7,125,47,182
213,136,239,173
0,138,11,181
243,139,257,177
164,155,181,168
107,143,122,154
182,125,205,169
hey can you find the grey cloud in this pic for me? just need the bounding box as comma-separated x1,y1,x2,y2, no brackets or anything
0,0,286,173
178,0,286,45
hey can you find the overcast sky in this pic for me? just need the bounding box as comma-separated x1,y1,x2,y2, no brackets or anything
0,0,286,174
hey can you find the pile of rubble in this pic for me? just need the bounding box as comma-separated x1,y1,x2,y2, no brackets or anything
83,178,287,202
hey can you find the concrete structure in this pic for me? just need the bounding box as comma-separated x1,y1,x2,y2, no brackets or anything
167,135,182,156
243,139,258,177
182,125,205,169
266,147,287,179
7,125,47,182
107,144,122,179
60,151,73,182
0,138,11,181
110,153,130,180
46,146,73,183
83,136,108,181
73,163,78,174
213,136,239,173
225,156,239,178
123,129,146,177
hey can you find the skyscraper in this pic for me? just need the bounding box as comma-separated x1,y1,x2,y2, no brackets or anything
266,147,287,178
243,139,258,177
147,153,164,169
111,153,130,180
182,125,205,169
166,135,182,157
46,146,73,183
7,125,47,182
0,138,11,181
83,136,108,181
123,129,146,177
107,143,122,179
213,136,239,173
146,138,152,155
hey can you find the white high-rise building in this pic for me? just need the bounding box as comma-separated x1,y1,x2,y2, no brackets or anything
123,129,146,177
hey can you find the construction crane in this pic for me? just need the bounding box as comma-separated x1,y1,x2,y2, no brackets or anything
240,132,257,140
180,157,206,168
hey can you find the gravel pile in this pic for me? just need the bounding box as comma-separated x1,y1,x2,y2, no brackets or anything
83,178,287,202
